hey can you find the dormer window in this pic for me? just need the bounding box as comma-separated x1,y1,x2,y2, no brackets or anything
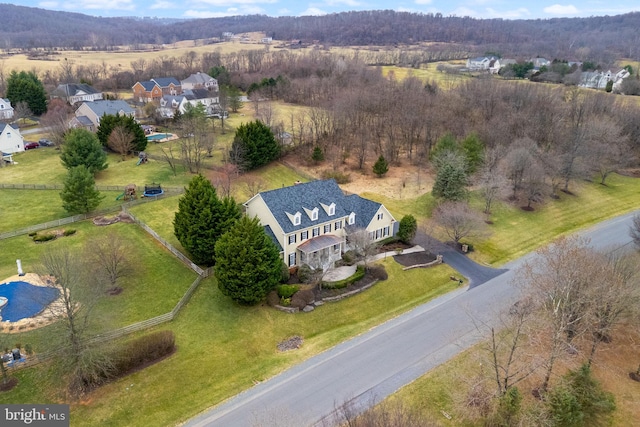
311,208,318,221
328,204,335,216
293,212,301,225
348,212,356,225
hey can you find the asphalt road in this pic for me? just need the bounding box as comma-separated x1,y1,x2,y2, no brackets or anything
184,210,637,427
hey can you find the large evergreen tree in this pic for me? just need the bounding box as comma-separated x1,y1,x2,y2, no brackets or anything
230,120,280,171
97,113,147,152
215,216,282,305
60,128,108,174
60,165,103,214
372,155,389,177
6,70,47,115
432,151,468,201
173,175,241,266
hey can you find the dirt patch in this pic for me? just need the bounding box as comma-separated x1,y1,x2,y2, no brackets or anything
0,377,18,392
281,152,433,200
379,241,413,252
93,212,134,226
277,336,304,352
393,251,437,267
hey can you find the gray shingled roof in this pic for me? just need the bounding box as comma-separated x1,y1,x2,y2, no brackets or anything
152,77,181,87
139,81,156,91
0,123,18,133
182,73,216,85
254,179,382,234
84,100,135,117
263,225,283,252
54,83,99,97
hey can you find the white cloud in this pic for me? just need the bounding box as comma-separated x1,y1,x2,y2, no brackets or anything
61,0,135,11
323,0,362,6
300,7,327,16
38,1,60,8
486,7,530,19
414,0,432,5
192,0,276,6
151,1,174,9
183,4,265,17
543,4,579,15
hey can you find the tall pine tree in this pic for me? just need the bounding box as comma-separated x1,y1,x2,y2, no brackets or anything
97,113,147,152
60,128,108,174
230,120,280,171
6,70,47,115
215,216,282,305
173,175,241,266
60,166,104,214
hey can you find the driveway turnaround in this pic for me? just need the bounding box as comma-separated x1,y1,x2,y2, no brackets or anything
184,211,637,427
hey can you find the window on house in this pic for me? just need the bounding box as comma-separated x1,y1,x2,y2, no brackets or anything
312,227,320,237
328,204,335,216
293,212,301,226
375,229,381,240
301,230,308,240
335,221,342,230
383,226,390,237
349,213,356,225
377,213,384,220
311,208,318,221
324,224,331,233
333,244,340,251
289,253,296,267
288,234,297,245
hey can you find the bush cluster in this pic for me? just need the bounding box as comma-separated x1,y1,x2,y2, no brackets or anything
322,265,365,289
277,284,300,298
367,265,388,281
321,170,351,184
32,233,56,242
63,229,77,236
112,330,175,375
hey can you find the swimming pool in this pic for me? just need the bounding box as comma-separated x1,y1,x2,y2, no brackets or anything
146,133,173,141
0,281,60,322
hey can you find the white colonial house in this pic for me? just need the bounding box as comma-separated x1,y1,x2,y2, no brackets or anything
51,83,103,105
181,72,219,92
0,123,24,154
70,100,136,132
244,179,397,268
0,98,14,121
158,89,221,118
466,56,494,71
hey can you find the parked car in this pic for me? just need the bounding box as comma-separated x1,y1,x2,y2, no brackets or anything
24,141,39,150
38,138,54,147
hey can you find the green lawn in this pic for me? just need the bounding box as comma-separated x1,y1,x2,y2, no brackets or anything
56,259,459,427
0,220,196,338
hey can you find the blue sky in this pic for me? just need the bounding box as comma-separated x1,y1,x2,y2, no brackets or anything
24,0,640,20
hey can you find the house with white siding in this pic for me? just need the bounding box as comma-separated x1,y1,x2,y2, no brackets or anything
244,180,397,268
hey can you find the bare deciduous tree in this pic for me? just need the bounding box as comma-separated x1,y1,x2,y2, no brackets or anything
39,98,73,147
107,125,134,161
87,232,132,294
347,228,379,268
433,201,488,245
13,101,32,125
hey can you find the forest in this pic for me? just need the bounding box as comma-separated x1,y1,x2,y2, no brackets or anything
1,4,640,64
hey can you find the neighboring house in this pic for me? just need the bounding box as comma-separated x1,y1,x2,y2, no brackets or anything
579,71,609,89
181,72,219,92
531,57,551,70
51,83,103,105
466,56,493,71
0,123,24,154
132,77,182,103
244,179,397,268
0,98,14,121
158,89,221,118
70,100,136,132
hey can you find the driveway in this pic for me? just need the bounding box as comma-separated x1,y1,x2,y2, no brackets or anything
184,211,637,427
413,231,508,288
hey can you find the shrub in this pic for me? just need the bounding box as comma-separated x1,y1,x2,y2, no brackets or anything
291,289,315,309
341,250,357,266
297,264,314,284
368,265,388,281
277,284,300,299
266,290,280,307
323,265,365,289
33,233,56,242
280,297,291,306
63,229,77,236
397,215,417,244
112,330,175,375
280,262,290,283
321,170,351,184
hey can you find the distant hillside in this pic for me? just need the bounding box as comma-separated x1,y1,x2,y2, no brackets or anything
1,4,639,63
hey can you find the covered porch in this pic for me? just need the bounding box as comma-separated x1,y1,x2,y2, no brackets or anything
297,235,344,269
